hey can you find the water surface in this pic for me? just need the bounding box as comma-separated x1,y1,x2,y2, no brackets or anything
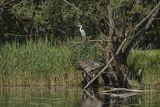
0,87,160,107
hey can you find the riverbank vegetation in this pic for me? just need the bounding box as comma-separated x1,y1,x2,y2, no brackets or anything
0,0,159,88
0,39,160,86
0,38,100,86
128,50,160,86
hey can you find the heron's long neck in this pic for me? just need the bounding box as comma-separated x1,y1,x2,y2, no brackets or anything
80,26,82,30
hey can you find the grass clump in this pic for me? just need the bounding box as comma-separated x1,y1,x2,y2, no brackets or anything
128,50,160,86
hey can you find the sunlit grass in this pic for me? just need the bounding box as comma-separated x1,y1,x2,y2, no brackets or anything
128,50,160,86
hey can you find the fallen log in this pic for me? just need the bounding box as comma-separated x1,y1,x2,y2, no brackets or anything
100,88,142,98
101,88,143,93
101,92,140,98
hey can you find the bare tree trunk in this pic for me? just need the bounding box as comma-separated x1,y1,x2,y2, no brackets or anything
100,0,129,88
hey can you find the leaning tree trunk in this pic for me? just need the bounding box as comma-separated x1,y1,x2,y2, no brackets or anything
102,39,130,88
82,1,160,89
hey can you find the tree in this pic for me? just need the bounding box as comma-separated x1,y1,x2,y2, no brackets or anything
83,0,160,89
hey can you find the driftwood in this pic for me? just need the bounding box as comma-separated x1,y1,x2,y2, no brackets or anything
100,88,160,98
101,92,140,98
79,60,103,73
100,88,142,98
101,88,143,93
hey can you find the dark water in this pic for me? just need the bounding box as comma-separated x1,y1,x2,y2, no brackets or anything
0,87,160,107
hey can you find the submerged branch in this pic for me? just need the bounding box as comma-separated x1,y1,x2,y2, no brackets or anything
100,88,143,98
101,92,140,98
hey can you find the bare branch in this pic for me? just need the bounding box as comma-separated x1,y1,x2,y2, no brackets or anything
123,3,160,55
84,39,127,89
0,0,16,8
63,0,78,10
135,1,160,30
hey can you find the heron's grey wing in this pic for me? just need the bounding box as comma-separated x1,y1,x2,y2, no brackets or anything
81,29,86,38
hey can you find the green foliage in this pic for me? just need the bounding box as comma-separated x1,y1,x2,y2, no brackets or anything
128,50,160,85
1,0,159,47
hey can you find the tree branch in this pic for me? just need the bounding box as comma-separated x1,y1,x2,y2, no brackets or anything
63,0,78,10
123,3,160,55
135,1,160,30
84,39,127,89
0,0,17,8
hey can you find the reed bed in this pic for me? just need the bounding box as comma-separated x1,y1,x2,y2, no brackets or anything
0,38,159,86
0,38,100,86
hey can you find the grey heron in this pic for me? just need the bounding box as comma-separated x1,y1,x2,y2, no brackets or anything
78,25,86,38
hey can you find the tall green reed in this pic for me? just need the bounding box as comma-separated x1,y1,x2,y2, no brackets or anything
128,50,160,85
0,38,100,86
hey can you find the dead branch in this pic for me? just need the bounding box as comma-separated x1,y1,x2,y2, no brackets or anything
89,40,107,42
123,3,160,55
63,0,78,10
135,1,160,30
11,0,24,9
0,0,16,8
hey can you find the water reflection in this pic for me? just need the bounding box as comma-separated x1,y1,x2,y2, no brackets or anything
0,87,159,107
81,89,160,107
0,87,81,107
81,90,102,107
81,90,141,107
